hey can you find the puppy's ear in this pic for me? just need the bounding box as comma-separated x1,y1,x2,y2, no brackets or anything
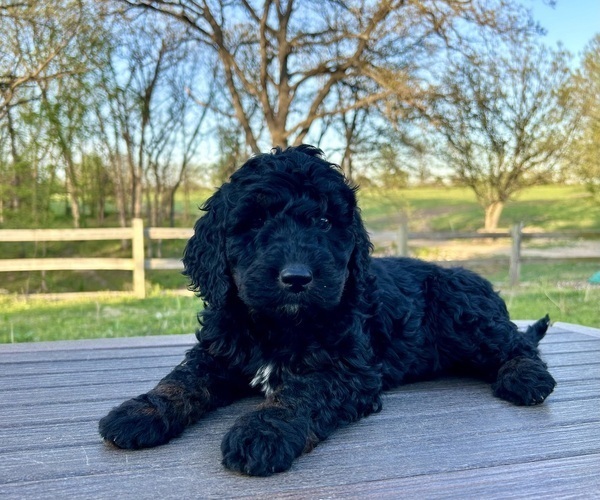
183,189,231,307
348,209,375,300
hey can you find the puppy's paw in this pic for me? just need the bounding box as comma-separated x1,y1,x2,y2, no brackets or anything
221,407,309,476
492,357,556,406
99,395,178,449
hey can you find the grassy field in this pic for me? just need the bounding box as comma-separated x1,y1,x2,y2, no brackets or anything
359,184,600,231
1,184,599,341
0,293,199,343
1,275,598,343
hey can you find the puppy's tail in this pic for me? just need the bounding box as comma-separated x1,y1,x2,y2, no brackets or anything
524,314,551,345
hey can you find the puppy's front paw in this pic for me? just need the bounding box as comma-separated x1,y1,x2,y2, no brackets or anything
221,408,309,476
99,395,178,449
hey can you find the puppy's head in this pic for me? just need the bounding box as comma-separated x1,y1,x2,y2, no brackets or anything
183,145,372,317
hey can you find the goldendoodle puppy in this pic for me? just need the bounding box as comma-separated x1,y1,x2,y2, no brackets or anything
99,145,555,476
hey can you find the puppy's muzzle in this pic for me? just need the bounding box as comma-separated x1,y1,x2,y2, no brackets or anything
279,264,313,293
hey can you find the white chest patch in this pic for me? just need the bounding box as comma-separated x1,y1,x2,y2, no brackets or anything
250,363,276,396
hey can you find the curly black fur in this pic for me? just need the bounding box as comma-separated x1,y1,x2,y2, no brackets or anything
99,145,556,476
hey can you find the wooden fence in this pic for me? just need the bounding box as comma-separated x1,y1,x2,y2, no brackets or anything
0,219,192,298
392,221,600,286
1,220,599,298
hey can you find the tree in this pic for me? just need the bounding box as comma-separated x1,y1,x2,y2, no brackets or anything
93,15,213,226
1,1,216,229
0,0,109,227
429,34,575,230
566,34,600,200
212,124,246,185
0,1,94,122
39,77,90,228
119,0,535,153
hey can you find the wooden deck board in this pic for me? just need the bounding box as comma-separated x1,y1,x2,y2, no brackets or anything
1,322,599,499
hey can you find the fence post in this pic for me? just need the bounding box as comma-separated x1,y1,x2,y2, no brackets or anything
397,216,409,257
132,218,146,298
509,222,523,287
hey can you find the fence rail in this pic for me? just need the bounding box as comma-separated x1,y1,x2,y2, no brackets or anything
0,219,193,298
1,220,599,298
384,222,600,287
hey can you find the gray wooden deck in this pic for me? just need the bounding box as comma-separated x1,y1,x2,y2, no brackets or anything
1,321,599,499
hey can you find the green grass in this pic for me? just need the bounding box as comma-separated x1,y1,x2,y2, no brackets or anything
7,184,599,232
1,275,598,343
358,185,600,231
1,184,599,341
488,259,600,286
501,286,600,328
1,260,599,343
0,293,200,343
493,260,600,327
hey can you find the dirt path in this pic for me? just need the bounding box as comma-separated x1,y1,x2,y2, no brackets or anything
369,229,600,260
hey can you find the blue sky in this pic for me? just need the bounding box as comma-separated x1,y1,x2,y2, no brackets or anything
531,0,599,57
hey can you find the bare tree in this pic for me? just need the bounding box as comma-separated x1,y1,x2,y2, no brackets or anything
145,67,212,227
93,15,213,227
0,0,109,227
94,78,131,230
429,34,576,230
0,1,92,122
118,0,532,152
566,34,600,200
39,82,85,227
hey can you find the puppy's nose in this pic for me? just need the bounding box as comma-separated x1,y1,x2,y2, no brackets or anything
279,265,313,290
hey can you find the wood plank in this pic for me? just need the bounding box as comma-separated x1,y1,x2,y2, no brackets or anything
0,323,591,354
0,323,592,356
0,227,132,242
553,322,600,339
0,345,193,363
408,231,510,240
542,350,600,367
540,326,595,338
0,381,171,406
0,354,185,376
0,334,196,353
0,258,134,272
1,348,596,392
145,258,184,270
0,291,135,301
146,227,193,240
0,340,575,368
2,371,598,413
1,335,597,391
550,363,600,382
132,218,145,298
2,383,598,433
523,230,600,239
537,340,600,354
0,365,175,391
384,377,600,404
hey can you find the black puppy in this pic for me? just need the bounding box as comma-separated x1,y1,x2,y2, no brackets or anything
99,145,555,476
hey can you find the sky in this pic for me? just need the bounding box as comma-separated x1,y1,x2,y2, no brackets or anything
530,0,599,58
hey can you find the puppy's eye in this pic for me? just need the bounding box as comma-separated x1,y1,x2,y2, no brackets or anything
316,216,332,231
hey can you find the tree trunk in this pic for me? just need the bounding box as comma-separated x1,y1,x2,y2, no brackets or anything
133,146,144,220
341,147,353,181
270,128,288,150
484,201,504,231
7,109,21,211
64,161,81,228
